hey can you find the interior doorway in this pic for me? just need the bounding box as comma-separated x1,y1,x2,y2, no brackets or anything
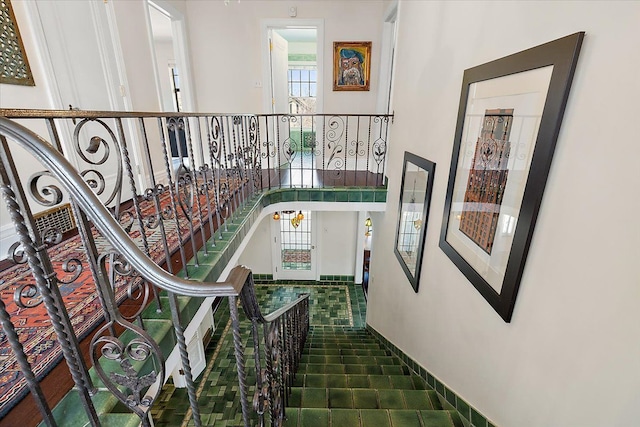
262,20,324,114
272,210,317,280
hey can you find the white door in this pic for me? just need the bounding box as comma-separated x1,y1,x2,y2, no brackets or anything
272,210,317,280
32,0,137,206
268,30,290,114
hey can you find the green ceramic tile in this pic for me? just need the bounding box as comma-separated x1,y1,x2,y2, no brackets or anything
378,390,405,409
445,387,457,407
322,191,336,202
347,375,370,388
302,388,327,408
360,409,391,427
297,190,310,201
300,408,329,427
326,374,348,388
330,409,360,427
389,410,422,427
310,191,323,201
456,397,470,421
471,407,487,427
335,191,348,202
369,375,392,389
374,190,387,202
402,390,432,410
288,387,303,407
420,410,455,426
328,388,353,408
352,389,378,409
361,191,375,202
348,192,362,202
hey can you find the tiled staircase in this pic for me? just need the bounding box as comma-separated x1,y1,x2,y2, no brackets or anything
284,326,464,427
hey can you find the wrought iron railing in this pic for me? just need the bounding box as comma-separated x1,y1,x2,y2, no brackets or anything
0,109,391,426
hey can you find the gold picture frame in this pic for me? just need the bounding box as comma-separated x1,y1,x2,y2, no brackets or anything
0,0,35,86
333,41,371,91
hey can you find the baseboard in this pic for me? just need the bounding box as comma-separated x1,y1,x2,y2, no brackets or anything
366,324,497,427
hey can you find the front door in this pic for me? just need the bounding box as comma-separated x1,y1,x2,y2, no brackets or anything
272,210,317,280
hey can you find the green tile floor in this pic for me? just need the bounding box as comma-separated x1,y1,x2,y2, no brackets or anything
150,281,461,426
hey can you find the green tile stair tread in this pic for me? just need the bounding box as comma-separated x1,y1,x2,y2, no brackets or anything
300,408,330,427
360,409,391,427
389,409,423,427
403,390,437,410
330,408,361,427
352,389,378,409
301,387,328,408
328,388,354,408
420,410,465,427
378,389,405,409
99,413,143,427
39,390,121,427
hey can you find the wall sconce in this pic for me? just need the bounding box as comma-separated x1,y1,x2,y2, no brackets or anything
365,217,372,236
273,212,280,220
297,211,304,221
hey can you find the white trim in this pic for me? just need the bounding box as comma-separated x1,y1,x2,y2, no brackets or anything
0,223,17,261
260,19,325,114
375,1,399,114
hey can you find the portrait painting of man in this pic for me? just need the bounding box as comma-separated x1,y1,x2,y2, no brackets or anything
333,42,371,91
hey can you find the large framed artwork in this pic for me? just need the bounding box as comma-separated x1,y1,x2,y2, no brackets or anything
333,41,371,91
394,152,436,293
439,32,584,322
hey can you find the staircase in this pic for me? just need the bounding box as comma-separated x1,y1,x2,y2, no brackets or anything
284,326,464,427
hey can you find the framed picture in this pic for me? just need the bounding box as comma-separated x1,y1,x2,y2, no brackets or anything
394,152,436,293
333,41,371,91
0,0,35,86
439,32,584,322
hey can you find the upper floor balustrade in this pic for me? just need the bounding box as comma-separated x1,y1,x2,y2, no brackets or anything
0,109,392,427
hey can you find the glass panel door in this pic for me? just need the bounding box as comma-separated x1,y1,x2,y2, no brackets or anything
272,210,316,280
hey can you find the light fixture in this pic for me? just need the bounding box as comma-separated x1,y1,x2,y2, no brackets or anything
297,210,304,221
365,217,372,236
273,212,280,220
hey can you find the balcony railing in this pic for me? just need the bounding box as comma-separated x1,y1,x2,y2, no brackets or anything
0,110,391,426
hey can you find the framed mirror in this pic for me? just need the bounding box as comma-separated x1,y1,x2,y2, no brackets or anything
394,152,436,292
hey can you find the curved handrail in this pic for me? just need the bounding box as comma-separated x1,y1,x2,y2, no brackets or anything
0,117,243,297
263,293,310,323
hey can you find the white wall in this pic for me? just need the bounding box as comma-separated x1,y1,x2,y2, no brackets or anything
238,215,273,274
183,1,386,113
366,2,640,427
318,211,358,276
238,210,360,277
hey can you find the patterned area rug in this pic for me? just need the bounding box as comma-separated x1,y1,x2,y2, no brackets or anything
0,187,221,418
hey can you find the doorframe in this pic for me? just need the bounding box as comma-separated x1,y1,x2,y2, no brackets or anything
260,19,325,114
271,209,318,281
146,0,197,113
375,1,399,114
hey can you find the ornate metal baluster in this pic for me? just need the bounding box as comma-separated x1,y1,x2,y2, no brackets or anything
0,294,57,426
168,291,202,427
183,118,208,257
207,116,225,239
366,116,372,187
229,294,251,427
158,117,190,277
0,136,99,426
194,117,216,250
138,117,173,285
220,116,232,231
90,252,164,427
116,117,156,321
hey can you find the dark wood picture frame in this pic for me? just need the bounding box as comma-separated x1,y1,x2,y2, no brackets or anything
394,152,436,293
439,32,584,322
